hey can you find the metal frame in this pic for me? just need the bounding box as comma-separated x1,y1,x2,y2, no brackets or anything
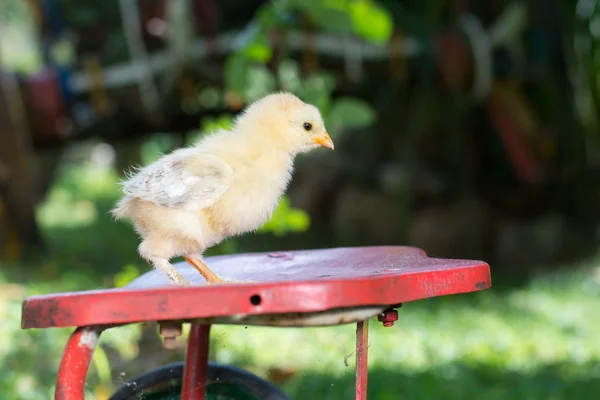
55,320,374,400
55,327,103,400
183,324,211,400
355,320,369,400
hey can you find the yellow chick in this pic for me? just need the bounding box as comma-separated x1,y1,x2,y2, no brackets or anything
111,92,334,285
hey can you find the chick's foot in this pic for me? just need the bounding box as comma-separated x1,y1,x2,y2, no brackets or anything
167,273,192,286
184,255,224,284
151,257,191,286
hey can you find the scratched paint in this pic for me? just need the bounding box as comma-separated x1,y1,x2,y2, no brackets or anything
78,328,99,349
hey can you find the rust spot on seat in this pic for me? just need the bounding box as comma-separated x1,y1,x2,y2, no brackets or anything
474,281,488,290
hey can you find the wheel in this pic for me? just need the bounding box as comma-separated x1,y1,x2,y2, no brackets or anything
109,361,290,400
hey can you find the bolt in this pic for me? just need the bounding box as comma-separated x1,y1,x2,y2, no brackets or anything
163,336,177,349
377,309,398,327
159,321,183,349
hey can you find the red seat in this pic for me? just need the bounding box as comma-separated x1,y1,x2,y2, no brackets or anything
21,246,491,330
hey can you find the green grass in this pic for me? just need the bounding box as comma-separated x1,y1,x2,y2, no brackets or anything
1,160,600,399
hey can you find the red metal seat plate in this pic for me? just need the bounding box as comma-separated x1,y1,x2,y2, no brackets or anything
21,246,491,329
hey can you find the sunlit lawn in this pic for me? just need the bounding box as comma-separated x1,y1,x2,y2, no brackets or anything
1,159,599,399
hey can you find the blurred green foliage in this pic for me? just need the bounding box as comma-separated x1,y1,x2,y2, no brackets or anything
258,196,311,236
0,0,43,73
217,0,386,138
222,52,377,138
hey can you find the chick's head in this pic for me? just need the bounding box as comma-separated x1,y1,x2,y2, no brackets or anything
237,92,334,155
288,102,334,153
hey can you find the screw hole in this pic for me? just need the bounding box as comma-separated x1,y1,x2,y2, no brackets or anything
249,294,262,306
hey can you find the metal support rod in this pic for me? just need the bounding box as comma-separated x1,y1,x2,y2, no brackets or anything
182,324,211,400
355,319,369,400
55,326,103,400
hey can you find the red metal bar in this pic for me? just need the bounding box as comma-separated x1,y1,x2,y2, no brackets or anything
182,324,211,400
55,326,103,400
355,320,369,400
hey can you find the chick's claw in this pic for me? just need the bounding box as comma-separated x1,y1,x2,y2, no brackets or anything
167,271,192,286
168,281,192,287
149,257,192,286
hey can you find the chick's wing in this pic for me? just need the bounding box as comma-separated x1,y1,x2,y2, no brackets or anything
122,149,233,209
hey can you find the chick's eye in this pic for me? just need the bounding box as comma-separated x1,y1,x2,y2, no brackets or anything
303,122,313,131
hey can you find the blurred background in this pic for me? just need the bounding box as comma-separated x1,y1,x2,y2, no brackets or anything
1,0,600,398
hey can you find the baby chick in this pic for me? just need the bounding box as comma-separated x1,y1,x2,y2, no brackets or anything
112,92,334,285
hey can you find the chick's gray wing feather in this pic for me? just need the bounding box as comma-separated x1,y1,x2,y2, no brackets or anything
122,150,232,209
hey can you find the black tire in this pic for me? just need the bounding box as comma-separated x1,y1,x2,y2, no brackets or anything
109,361,290,400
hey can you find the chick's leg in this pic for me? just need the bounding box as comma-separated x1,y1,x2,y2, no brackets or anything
138,238,190,286
184,255,223,284
152,257,191,286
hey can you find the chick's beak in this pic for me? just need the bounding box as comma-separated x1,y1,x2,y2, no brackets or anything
312,131,335,150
